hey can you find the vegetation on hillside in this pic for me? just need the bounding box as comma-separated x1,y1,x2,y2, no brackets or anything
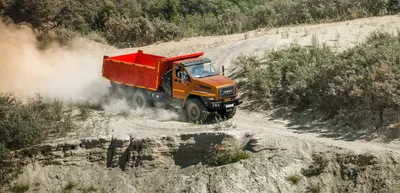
232,31,400,133
207,146,250,166
0,94,106,187
1,0,399,48
0,94,71,186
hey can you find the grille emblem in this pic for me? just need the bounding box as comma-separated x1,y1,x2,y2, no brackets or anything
219,85,236,98
224,90,233,95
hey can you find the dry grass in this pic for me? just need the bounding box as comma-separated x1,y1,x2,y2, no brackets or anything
212,116,237,131
10,183,29,193
79,185,98,193
287,174,302,185
307,183,322,193
207,145,250,167
62,181,78,193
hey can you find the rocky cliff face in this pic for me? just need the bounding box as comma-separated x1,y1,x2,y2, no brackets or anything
8,130,400,193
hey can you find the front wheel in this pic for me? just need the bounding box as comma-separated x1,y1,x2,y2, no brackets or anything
185,98,208,123
217,106,237,119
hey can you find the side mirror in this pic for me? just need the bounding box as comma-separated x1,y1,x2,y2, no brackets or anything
222,65,225,76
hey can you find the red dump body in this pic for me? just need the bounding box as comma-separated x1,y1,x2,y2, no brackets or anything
102,50,204,91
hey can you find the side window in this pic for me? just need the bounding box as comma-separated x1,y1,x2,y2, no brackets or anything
175,66,189,81
175,66,182,78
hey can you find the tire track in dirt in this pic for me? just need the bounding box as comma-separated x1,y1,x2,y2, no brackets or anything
233,110,400,155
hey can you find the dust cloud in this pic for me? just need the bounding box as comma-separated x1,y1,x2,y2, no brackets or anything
0,19,112,101
0,19,181,121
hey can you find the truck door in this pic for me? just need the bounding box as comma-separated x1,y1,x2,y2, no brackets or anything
172,65,190,99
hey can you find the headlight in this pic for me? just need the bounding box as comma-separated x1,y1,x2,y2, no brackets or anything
208,97,215,101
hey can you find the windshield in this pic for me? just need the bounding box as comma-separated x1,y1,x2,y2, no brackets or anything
186,62,218,78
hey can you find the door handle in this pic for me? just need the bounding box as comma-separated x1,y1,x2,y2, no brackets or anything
175,79,184,83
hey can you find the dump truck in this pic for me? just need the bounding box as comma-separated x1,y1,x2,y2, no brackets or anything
102,50,242,122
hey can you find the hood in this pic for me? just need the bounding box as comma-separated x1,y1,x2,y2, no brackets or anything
196,74,235,87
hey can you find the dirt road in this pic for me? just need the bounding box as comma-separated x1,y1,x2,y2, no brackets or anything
107,109,400,156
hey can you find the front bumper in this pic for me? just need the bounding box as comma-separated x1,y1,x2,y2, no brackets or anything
204,98,243,110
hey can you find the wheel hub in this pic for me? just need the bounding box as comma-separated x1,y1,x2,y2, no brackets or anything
136,97,144,107
191,107,199,117
188,105,200,120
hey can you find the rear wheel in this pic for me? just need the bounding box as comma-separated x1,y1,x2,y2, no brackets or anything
131,90,152,109
217,106,237,119
185,98,208,123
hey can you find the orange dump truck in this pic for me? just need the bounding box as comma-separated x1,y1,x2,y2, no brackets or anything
102,50,242,122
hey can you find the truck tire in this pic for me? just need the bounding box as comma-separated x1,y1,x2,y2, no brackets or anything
185,98,208,123
162,69,172,95
132,90,152,109
218,106,237,119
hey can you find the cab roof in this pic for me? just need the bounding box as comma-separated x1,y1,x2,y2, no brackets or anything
180,58,211,67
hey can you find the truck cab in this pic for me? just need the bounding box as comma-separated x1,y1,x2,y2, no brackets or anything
170,58,242,122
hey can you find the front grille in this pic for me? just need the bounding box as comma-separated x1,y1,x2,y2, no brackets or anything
219,85,236,99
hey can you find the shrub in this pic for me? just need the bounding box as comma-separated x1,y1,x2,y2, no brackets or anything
10,183,29,193
233,31,400,130
0,143,13,185
75,101,103,121
79,185,98,193
1,0,397,48
321,31,400,127
247,4,277,29
301,153,329,177
152,18,183,42
62,181,78,193
207,147,250,166
233,45,336,108
103,16,155,48
1,94,45,149
36,27,80,49
0,143,8,161
0,93,80,187
388,0,400,13
287,174,302,185
307,183,322,193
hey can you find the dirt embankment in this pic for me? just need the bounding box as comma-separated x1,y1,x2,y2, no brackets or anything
11,126,400,193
